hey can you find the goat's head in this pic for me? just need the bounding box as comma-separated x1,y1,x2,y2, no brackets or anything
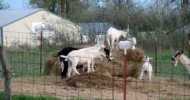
143,56,153,62
103,48,113,62
122,24,130,38
127,36,137,45
171,50,183,67
96,42,106,49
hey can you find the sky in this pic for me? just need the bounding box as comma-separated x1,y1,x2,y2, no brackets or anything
2,0,151,10
3,0,31,9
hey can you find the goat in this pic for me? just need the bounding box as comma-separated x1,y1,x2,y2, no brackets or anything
115,36,137,54
60,50,107,78
54,47,79,79
171,50,190,79
55,42,112,79
107,25,129,51
139,56,153,81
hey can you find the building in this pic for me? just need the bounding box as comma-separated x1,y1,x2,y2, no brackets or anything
0,9,80,47
79,23,111,43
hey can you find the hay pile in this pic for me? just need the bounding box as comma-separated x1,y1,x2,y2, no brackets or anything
66,72,123,88
44,56,61,76
44,47,144,88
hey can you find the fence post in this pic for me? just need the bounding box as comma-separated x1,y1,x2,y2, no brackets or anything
40,29,43,74
0,46,11,100
188,33,190,57
154,38,158,76
123,54,127,100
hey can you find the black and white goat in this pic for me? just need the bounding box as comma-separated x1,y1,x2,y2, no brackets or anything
55,42,112,78
60,50,107,77
171,50,190,79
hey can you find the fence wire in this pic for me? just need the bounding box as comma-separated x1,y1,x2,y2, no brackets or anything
0,31,190,100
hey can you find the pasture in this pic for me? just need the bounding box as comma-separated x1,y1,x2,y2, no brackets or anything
1,45,190,100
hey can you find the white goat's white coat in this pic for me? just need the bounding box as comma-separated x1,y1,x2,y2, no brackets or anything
116,37,137,54
139,56,153,81
107,25,129,51
60,50,106,78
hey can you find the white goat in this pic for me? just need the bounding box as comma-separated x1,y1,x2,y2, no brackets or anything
115,36,137,54
107,25,129,51
139,56,153,81
60,50,107,78
171,50,190,79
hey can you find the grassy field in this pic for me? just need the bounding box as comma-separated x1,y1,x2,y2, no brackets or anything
0,48,188,80
0,92,60,100
144,50,189,80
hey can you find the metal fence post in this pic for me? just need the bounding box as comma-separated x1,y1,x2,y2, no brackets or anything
40,29,43,74
123,54,127,100
188,33,190,57
154,38,158,76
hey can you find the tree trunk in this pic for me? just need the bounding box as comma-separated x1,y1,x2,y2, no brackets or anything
61,0,66,17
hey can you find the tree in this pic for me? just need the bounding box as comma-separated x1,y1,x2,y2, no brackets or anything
30,0,89,19
0,0,9,9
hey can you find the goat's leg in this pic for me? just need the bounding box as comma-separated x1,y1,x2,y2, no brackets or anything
91,61,95,72
82,64,87,72
124,48,127,55
61,61,64,72
107,35,112,51
73,67,80,75
87,63,91,73
111,39,115,50
139,70,144,80
67,66,72,78
148,71,152,82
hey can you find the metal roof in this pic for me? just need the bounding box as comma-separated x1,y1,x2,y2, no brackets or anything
0,9,44,27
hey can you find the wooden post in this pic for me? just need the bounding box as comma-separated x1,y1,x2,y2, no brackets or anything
0,46,11,100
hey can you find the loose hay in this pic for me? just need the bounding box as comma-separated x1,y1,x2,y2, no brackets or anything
65,72,123,88
44,47,144,88
44,57,61,76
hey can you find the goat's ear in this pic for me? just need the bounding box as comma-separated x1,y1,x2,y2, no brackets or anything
181,50,184,53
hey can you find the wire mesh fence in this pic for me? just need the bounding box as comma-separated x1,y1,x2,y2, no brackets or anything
0,30,190,100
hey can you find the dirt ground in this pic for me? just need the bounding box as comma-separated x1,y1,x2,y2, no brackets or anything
1,76,190,100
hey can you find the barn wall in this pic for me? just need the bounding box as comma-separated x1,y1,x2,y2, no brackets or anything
2,10,80,47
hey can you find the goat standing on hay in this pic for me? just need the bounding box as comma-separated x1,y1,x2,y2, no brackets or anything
107,24,129,52
115,36,137,55
60,50,108,78
55,42,112,78
54,47,79,78
171,50,190,79
139,56,153,81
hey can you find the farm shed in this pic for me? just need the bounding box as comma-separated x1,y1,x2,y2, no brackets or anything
79,22,111,43
0,9,81,47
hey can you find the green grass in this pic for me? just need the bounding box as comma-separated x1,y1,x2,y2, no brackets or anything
1,47,189,80
144,50,189,79
0,92,60,100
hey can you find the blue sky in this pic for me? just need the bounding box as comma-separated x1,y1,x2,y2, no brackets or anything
3,0,151,10
3,0,31,9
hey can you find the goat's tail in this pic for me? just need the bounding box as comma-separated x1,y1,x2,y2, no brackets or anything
60,55,69,61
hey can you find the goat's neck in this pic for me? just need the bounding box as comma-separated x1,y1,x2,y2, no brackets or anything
179,54,190,71
91,45,102,51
